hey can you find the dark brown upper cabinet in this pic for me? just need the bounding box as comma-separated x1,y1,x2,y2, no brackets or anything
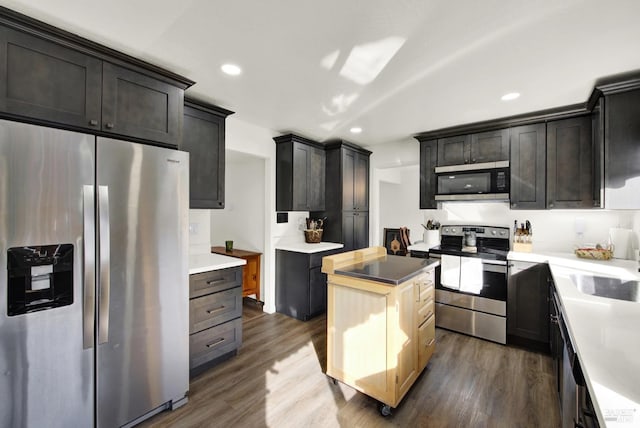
510,124,546,210
603,88,640,209
591,97,605,208
437,129,508,166
437,135,469,166
101,63,183,146
0,11,192,147
0,26,102,130
180,99,234,209
342,148,369,211
274,134,325,212
419,139,438,209
469,129,510,164
546,116,593,209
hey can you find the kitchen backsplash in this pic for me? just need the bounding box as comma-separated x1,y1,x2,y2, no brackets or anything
189,209,213,255
273,211,310,246
422,202,639,254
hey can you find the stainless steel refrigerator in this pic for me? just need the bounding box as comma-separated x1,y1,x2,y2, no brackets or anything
0,119,189,427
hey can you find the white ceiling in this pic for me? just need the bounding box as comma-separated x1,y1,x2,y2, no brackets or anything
5,0,640,146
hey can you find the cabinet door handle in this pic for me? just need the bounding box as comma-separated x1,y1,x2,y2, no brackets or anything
89,119,98,126
206,279,225,285
206,338,225,348
426,338,435,348
511,203,517,208
206,305,225,314
549,203,554,208
105,122,114,129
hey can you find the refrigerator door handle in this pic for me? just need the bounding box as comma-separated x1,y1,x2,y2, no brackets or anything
83,185,96,349
98,185,111,344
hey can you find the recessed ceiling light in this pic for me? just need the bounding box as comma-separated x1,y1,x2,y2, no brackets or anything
501,92,520,101
350,127,362,134
221,63,242,76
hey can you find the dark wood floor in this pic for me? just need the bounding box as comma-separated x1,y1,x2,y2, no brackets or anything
140,304,561,428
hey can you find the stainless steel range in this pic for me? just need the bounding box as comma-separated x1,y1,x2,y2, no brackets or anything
428,225,510,344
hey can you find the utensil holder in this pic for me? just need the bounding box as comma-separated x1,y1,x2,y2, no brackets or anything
423,230,440,249
304,229,323,243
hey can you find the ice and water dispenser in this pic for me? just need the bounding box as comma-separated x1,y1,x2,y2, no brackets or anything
7,244,74,316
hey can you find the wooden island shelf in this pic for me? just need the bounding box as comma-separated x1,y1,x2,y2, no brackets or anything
322,247,438,415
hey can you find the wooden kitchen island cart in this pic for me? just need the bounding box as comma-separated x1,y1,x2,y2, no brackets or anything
322,247,437,415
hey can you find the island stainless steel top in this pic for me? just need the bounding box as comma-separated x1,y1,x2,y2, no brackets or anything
334,255,438,285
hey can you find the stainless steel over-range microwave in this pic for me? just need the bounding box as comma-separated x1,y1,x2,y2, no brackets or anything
435,161,509,201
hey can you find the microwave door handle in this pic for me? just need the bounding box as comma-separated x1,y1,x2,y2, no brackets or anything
82,185,95,350
98,185,111,344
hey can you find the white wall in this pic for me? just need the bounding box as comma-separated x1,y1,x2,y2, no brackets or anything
211,154,265,252
209,152,265,299
378,165,424,246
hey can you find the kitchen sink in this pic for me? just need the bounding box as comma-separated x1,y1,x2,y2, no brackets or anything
569,274,640,302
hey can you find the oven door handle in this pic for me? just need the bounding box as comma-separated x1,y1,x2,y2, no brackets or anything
481,261,508,275
482,259,507,266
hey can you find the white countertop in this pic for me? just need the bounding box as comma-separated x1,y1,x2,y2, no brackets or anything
189,253,246,275
407,243,435,252
508,250,640,427
274,241,344,253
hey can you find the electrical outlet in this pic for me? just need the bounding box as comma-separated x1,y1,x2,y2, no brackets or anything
189,223,198,234
298,217,306,231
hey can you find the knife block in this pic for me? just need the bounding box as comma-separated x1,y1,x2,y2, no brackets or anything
513,242,532,252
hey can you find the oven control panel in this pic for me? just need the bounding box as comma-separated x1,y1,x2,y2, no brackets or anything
441,225,509,240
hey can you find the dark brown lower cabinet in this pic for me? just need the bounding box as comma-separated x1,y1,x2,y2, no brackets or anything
507,261,550,353
275,248,342,321
189,266,242,377
342,211,369,251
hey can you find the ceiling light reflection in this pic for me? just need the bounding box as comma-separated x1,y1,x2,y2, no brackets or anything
501,92,520,101
321,50,340,70
322,93,359,117
339,36,405,85
221,63,242,76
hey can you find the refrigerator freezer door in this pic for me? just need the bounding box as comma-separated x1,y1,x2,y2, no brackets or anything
95,138,189,427
0,120,95,428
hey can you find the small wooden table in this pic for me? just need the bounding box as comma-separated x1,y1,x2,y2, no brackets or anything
211,246,262,302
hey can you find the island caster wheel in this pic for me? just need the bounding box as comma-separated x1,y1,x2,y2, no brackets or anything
379,404,392,416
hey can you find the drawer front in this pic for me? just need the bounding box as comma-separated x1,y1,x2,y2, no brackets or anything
190,266,242,298
190,287,242,334
418,314,436,370
417,298,435,326
418,284,435,308
189,318,242,369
